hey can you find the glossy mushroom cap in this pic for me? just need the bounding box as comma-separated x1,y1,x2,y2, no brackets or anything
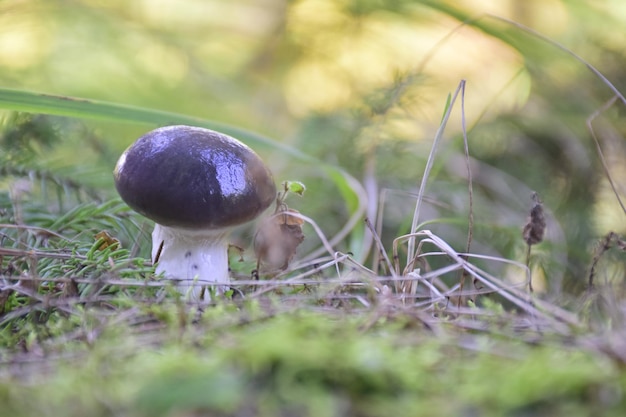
114,125,276,229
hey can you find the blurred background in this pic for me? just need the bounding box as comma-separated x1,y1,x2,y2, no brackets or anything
0,0,624,297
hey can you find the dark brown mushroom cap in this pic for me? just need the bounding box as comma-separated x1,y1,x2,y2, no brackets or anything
114,125,276,229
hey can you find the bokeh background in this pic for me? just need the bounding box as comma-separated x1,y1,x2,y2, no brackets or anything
1,0,625,296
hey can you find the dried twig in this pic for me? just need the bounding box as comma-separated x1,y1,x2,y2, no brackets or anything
588,231,626,289
522,192,546,292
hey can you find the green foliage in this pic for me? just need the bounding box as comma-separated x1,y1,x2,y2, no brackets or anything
0,306,624,417
0,113,60,164
0,2,625,416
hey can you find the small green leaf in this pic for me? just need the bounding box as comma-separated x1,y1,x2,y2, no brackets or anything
285,181,306,196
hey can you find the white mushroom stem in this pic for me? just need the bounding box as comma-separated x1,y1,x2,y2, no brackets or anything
151,224,231,301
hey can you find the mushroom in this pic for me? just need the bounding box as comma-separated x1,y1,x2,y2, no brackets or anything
114,125,276,300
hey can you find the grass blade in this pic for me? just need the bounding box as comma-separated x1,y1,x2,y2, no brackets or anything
0,87,367,260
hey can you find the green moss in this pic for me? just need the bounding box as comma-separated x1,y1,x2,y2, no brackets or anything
1,305,623,417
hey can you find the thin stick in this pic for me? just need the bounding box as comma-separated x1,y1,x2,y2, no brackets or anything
364,218,397,278
303,167,367,261
487,15,626,106
586,95,626,215
525,243,533,292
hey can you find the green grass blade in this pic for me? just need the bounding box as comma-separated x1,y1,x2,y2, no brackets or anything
0,87,288,154
0,87,367,255
406,81,465,265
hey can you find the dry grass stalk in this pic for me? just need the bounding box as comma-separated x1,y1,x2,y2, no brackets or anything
522,192,546,292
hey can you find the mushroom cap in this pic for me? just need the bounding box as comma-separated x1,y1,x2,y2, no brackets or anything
114,125,276,229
